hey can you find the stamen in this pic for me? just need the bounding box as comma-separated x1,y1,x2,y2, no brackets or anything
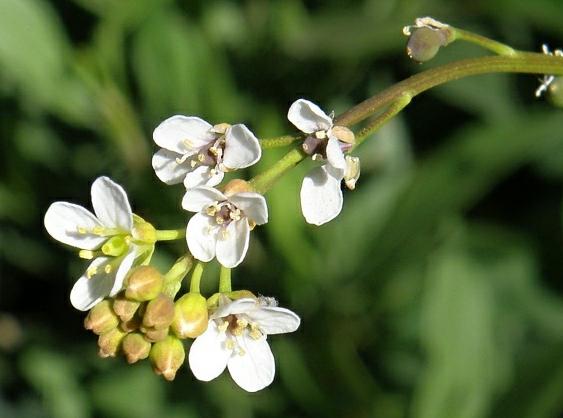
190,160,198,168
77,226,88,234
237,347,246,356
79,250,95,260
183,139,194,148
315,130,327,140
229,209,241,221
86,266,97,278
225,339,236,350
215,216,224,225
197,153,206,162
92,226,105,235
175,154,190,165
104,264,112,274
217,321,229,333
206,205,218,216
248,220,257,231
249,323,263,340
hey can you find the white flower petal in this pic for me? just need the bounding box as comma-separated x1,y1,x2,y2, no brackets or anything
91,177,133,232
326,137,347,171
211,298,259,320
287,99,333,134
69,257,114,311
186,213,218,262
189,321,231,382
109,246,137,296
228,335,275,392
216,219,249,268
44,202,105,250
183,166,225,189
228,193,268,225
300,165,343,225
182,186,227,213
246,306,301,335
152,149,191,185
153,115,214,154
222,124,262,169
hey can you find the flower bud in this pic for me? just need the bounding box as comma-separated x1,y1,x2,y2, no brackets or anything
122,333,151,364
548,77,563,107
84,300,119,335
150,336,185,381
143,294,175,330
112,294,141,322
223,179,254,196
171,293,209,339
406,26,447,63
344,155,361,190
98,328,127,358
142,326,169,343
125,266,163,302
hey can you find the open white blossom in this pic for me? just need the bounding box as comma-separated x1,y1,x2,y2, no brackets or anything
44,177,154,311
152,115,262,188
182,186,268,268
188,296,300,392
288,99,360,225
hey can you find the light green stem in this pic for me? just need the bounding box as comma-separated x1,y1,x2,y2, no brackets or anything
218,266,232,293
452,27,517,56
260,135,300,149
249,147,306,194
155,229,185,241
189,261,205,293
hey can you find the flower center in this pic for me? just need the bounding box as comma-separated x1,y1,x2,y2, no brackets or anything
205,201,244,230
217,314,264,356
176,137,227,177
302,129,353,160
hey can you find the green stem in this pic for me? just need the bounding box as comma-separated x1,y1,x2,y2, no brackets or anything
452,27,517,56
354,93,413,147
218,266,232,293
189,261,205,293
335,53,563,127
260,135,300,149
249,52,563,194
155,229,185,241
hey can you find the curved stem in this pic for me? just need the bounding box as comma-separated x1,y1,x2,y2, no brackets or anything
155,228,185,241
249,146,307,194
218,266,232,293
189,261,205,293
451,28,517,56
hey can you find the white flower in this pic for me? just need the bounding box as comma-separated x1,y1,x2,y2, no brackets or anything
287,99,360,225
44,177,154,311
182,186,268,268
188,296,300,392
152,115,262,188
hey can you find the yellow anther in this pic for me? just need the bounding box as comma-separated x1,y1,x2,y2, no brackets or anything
183,139,194,148
175,154,189,165
218,321,229,332
124,236,132,245
77,226,88,234
215,216,224,225
209,146,218,156
92,226,105,235
79,250,95,260
206,206,217,216
225,339,236,350
248,220,257,231
315,130,327,140
238,347,246,356
104,264,112,274
86,267,98,278
190,160,198,168
249,324,263,340
229,209,241,221
197,153,206,162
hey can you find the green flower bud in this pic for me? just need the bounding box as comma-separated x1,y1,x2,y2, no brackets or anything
98,328,127,358
125,266,163,302
143,294,175,330
149,336,185,381
84,300,119,335
142,326,169,343
406,26,447,63
171,293,209,339
112,293,141,322
122,332,151,364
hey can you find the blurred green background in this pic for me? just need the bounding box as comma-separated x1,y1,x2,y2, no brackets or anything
2,0,563,417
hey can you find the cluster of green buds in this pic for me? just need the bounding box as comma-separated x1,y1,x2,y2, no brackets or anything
83,265,209,380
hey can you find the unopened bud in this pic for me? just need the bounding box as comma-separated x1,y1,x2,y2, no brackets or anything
98,328,127,358
122,333,151,364
84,300,118,335
150,336,185,381
143,294,175,329
548,77,563,107
223,179,254,196
332,126,355,144
143,326,169,343
125,266,163,301
171,293,209,339
406,26,448,62
112,294,141,322
132,220,157,244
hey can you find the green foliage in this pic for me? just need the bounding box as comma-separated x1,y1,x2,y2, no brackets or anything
2,0,563,417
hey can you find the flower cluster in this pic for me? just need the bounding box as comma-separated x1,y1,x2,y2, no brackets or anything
44,98,359,390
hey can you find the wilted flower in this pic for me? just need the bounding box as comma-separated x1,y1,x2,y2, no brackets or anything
189,296,300,392
182,185,268,268
152,115,261,188
287,99,360,225
44,177,154,311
